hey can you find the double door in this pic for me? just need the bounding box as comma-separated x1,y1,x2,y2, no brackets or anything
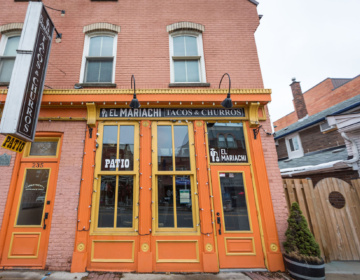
89,120,265,271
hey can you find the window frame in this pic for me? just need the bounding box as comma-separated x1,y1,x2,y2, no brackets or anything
151,121,200,235
285,133,304,159
91,122,140,235
206,122,250,166
23,137,61,158
0,31,21,84
79,31,118,85
169,30,207,84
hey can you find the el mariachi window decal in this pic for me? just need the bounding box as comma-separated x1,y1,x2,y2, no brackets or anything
207,123,248,163
99,108,245,119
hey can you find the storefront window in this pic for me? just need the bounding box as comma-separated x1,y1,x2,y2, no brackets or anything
95,123,138,232
154,122,197,232
207,123,248,163
101,125,134,171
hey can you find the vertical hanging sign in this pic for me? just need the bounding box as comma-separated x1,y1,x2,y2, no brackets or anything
0,2,54,142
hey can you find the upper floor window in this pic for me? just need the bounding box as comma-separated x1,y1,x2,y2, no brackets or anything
81,34,116,83
79,23,120,86
285,133,304,159
0,34,20,83
167,22,207,85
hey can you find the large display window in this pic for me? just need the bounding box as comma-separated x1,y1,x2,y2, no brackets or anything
92,122,140,234
152,122,199,234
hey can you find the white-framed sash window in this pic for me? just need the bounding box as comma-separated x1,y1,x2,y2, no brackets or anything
169,31,206,83
0,33,20,83
79,32,117,84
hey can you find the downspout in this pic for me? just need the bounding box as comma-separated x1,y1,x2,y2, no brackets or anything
341,132,360,164
281,132,359,177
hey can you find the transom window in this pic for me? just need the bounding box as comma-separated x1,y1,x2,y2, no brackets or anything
93,123,139,233
24,138,60,158
152,122,198,232
207,123,248,163
169,32,206,84
80,33,117,84
0,35,20,83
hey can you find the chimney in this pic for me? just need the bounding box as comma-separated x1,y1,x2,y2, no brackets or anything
290,78,308,119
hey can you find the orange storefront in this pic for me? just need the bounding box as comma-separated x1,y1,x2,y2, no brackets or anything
0,89,284,272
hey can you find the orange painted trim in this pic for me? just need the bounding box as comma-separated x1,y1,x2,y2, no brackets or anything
71,125,97,273
0,153,21,265
246,124,285,271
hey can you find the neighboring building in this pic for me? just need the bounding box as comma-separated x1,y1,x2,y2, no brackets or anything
0,0,287,273
274,76,360,183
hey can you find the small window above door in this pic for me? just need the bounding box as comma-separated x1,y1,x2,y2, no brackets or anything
24,138,60,158
207,123,248,164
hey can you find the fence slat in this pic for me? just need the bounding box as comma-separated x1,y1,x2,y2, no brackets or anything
301,179,325,260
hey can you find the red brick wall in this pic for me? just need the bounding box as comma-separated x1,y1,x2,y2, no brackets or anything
299,126,345,154
291,82,308,120
274,76,360,131
261,107,288,244
0,0,263,89
273,112,297,132
37,121,86,271
0,136,17,230
0,121,85,270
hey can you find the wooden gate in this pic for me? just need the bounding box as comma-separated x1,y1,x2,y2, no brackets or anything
283,178,360,262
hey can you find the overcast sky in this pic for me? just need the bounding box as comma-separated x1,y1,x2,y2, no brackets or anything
255,0,360,123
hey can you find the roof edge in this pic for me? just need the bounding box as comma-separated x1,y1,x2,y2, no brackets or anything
274,100,360,139
248,0,259,6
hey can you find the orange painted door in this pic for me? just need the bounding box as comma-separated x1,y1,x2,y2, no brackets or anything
211,165,265,268
0,162,58,268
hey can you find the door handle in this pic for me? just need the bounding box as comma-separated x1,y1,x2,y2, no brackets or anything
216,212,222,235
43,212,49,229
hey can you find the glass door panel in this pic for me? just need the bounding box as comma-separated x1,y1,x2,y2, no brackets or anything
17,169,50,226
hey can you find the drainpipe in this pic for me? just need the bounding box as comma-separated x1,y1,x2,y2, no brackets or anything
341,132,360,164
281,132,359,177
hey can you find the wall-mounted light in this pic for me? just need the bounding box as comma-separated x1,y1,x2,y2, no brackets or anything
219,73,233,109
129,75,140,109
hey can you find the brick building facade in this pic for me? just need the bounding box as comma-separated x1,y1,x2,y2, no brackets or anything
0,0,286,272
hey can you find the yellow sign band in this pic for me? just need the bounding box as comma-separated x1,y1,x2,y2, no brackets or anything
1,135,26,153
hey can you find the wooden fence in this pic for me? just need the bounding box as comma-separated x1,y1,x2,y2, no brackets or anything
283,178,360,262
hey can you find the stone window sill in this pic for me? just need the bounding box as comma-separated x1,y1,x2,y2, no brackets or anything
169,83,210,87
75,83,116,88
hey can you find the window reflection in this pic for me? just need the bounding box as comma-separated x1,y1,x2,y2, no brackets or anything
101,126,118,171
207,123,248,163
117,176,133,228
119,126,134,171
157,126,173,171
220,173,250,231
158,176,174,227
17,169,49,226
98,176,116,228
174,126,190,170
175,176,193,228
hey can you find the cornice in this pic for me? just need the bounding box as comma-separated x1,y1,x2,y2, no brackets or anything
1,88,271,95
